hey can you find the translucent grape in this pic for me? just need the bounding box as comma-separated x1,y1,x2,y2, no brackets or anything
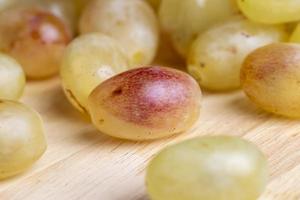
237,0,300,24
0,7,72,79
159,0,238,57
146,136,268,200
79,0,159,66
0,100,47,179
19,0,79,34
88,66,201,140
241,43,300,118
188,17,288,91
0,54,25,100
60,33,129,114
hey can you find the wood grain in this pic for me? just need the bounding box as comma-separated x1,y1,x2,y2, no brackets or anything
0,77,299,200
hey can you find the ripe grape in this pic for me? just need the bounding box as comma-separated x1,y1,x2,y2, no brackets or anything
188,17,288,91
79,0,159,66
19,0,79,34
60,33,129,114
159,0,238,57
0,100,47,179
88,66,201,140
0,7,72,79
237,0,300,24
146,136,268,200
241,43,300,118
0,54,25,100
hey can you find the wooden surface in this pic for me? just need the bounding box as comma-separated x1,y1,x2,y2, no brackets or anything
0,77,299,200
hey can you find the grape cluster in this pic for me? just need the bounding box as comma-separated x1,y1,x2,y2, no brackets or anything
1,0,300,199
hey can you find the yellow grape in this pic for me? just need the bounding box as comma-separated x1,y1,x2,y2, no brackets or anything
188,17,288,91
241,43,300,118
0,54,25,100
146,136,268,200
20,0,79,34
0,7,72,79
88,66,201,140
237,0,300,24
159,0,238,57
0,100,46,179
79,0,159,66
60,33,129,114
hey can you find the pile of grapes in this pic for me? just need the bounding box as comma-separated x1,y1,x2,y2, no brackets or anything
0,0,299,199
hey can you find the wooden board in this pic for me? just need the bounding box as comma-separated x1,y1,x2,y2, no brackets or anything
0,77,299,200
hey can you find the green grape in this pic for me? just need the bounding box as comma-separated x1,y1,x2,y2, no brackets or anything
146,136,268,200
237,0,300,24
60,33,129,115
241,43,300,118
79,0,159,66
188,17,288,91
290,23,300,43
0,100,47,179
0,7,72,79
159,0,238,57
0,54,25,100
88,66,202,141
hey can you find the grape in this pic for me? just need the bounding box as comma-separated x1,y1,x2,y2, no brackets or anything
0,100,47,179
159,0,238,57
60,33,129,114
0,7,72,79
146,136,268,200
241,43,300,118
88,66,202,140
79,0,159,66
290,23,300,43
237,0,300,24
188,17,288,91
19,0,79,34
0,54,25,101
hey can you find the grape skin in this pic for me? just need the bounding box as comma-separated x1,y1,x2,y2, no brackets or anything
188,17,288,91
79,0,159,66
241,43,300,118
0,54,25,100
60,33,129,114
237,0,300,24
159,0,238,57
0,100,47,179
146,136,268,200
0,7,72,79
19,0,79,35
88,66,201,141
